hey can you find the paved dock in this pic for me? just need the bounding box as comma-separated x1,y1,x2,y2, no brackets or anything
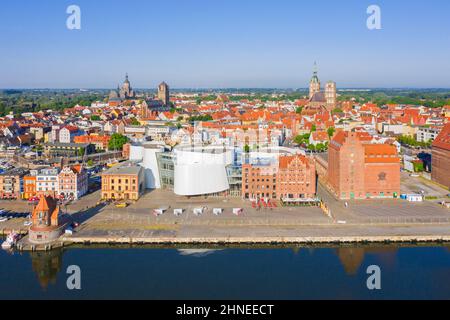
3,182,449,250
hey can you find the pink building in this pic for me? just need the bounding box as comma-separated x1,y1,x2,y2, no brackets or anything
57,165,88,200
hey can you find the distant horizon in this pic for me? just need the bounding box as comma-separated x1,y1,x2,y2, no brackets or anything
1,0,449,88
2,87,450,91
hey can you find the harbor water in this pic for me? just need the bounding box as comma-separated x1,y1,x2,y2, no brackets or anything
1,245,449,299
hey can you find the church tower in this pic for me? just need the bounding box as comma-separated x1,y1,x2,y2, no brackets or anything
309,62,321,99
119,73,135,100
158,82,170,107
325,81,337,110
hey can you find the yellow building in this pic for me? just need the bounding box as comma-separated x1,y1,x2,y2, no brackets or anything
101,162,145,201
44,132,50,143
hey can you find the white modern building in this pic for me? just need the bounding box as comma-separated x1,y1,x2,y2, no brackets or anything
173,145,235,197
127,142,305,198
129,142,166,189
36,168,59,195
417,126,441,143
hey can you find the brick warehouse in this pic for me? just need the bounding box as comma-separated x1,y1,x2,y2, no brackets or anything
328,131,400,200
242,154,316,200
432,123,450,189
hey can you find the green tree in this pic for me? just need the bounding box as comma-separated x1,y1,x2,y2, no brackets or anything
244,144,250,153
131,118,140,126
327,127,336,138
295,107,303,114
413,161,424,172
294,135,303,145
294,133,311,145
188,115,213,122
108,133,129,151
77,147,86,157
91,115,101,121
311,124,317,132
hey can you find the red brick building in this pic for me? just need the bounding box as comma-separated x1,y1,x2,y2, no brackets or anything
276,155,316,200
328,131,400,200
29,196,64,244
242,162,278,200
432,123,450,189
242,154,317,201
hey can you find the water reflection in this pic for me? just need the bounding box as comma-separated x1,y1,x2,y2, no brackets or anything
24,246,400,288
335,247,399,275
29,249,64,289
17,245,447,297
336,247,366,275
177,249,222,257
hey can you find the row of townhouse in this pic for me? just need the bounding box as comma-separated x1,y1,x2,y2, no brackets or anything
22,165,88,201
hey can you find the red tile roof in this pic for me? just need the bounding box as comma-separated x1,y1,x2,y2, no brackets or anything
364,144,400,163
432,123,450,151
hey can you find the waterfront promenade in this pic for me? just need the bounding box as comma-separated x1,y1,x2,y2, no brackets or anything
2,180,450,249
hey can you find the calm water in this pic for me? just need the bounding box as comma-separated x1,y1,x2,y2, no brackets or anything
1,245,450,299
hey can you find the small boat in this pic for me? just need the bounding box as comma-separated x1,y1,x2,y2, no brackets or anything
1,232,20,250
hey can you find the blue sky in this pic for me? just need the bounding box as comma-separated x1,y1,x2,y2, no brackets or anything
1,0,449,88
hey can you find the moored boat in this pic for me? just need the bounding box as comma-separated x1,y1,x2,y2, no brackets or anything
1,232,21,250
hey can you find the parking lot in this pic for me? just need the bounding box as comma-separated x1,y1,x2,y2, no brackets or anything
317,182,450,224
0,208,31,232
75,189,331,233
400,172,449,199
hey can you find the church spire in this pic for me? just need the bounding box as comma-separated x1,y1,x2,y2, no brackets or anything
310,61,320,84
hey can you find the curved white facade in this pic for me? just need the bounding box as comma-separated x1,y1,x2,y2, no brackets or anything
142,145,165,189
173,146,234,196
129,143,165,189
129,145,145,162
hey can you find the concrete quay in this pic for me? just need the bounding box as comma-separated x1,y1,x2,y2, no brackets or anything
62,234,450,246
60,222,450,247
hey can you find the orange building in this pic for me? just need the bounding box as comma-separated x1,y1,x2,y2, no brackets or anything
328,131,400,200
29,196,64,244
23,175,37,199
74,134,111,151
276,155,316,200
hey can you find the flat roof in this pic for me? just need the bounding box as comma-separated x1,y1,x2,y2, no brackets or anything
103,162,143,176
